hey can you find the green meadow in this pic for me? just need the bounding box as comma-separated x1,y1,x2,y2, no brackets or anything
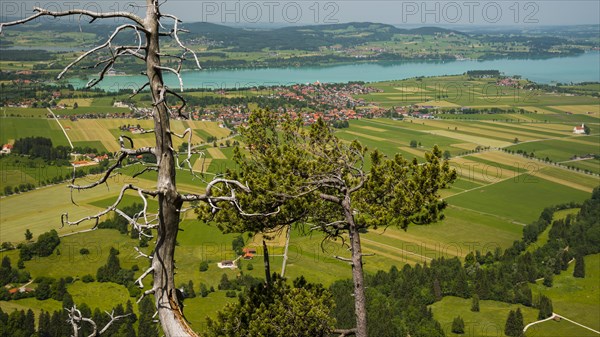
0,75,598,333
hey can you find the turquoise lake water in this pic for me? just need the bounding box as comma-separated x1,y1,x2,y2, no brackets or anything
69,51,600,91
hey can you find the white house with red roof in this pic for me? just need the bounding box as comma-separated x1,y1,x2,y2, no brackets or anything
573,124,586,134
1,144,12,154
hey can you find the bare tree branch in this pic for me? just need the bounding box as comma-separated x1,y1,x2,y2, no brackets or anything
0,7,144,34
58,24,144,80
155,65,184,91
66,305,131,337
162,13,202,69
62,184,158,229
334,328,357,337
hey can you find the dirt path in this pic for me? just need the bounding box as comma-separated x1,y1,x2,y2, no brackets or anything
47,107,73,149
523,313,600,335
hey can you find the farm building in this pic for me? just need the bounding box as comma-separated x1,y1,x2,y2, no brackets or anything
573,124,586,134
217,260,236,269
243,248,257,259
1,144,12,154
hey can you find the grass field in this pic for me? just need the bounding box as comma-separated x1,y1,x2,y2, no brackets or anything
527,254,600,335
0,117,69,146
431,296,539,337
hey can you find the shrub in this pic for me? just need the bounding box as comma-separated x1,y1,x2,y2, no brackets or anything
81,275,94,283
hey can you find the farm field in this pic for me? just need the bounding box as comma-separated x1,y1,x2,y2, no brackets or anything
0,117,69,146
0,75,598,335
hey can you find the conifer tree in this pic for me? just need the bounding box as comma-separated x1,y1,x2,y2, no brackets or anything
538,295,554,319
138,297,159,337
471,294,480,312
203,111,455,337
451,316,465,334
514,308,524,337
505,310,517,337
574,255,585,278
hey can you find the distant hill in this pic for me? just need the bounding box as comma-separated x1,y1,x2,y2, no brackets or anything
182,21,464,51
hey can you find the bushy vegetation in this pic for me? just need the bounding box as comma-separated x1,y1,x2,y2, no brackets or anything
0,256,30,290
12,137,70,163
206,275,335,337
96,247,134,286
18,230,60,261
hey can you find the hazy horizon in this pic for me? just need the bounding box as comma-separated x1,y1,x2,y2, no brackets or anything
3,1,600,27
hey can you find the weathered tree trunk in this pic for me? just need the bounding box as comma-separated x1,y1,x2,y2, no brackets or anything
144,4,197,337
343,197,368,337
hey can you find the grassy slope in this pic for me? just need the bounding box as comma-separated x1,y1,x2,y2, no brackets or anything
431,296,539,337
527,254,600,335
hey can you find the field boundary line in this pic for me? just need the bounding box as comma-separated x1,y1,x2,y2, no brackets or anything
448,204,527,226
361,237,433,261
445,172,524,199
46,107,73,149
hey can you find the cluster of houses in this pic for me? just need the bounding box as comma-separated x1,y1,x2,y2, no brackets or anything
187,82,384,126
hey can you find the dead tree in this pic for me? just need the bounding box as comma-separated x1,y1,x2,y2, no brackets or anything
0,1,259,336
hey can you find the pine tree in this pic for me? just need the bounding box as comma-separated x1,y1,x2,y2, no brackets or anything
471,294,480,312
455,269,470,298
514,308,524,337
432,278,442,301
187,280,196,298
573,255,585,278
138,297,159,337
199,283,209,297
505,310,516,337
35,281,51,300
51,278,67,301
38,310,51,337
49,311,63,337
125,300,137,324
1,256,10,269
451,316,465,334
24,309,35,337
538,295,553,319
543,271,553,287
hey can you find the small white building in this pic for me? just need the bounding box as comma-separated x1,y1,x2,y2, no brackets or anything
1,144,12,154
217,260,237,269
573,124,586,134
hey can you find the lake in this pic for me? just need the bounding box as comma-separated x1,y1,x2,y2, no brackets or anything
69,51,600,92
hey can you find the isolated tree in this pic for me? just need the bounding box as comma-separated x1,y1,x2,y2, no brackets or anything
573,254,585,278
202,110,456,337
451,316,465,334
1,2,255,336
24,229,33,241
471,294,480,312
505,310,517,337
